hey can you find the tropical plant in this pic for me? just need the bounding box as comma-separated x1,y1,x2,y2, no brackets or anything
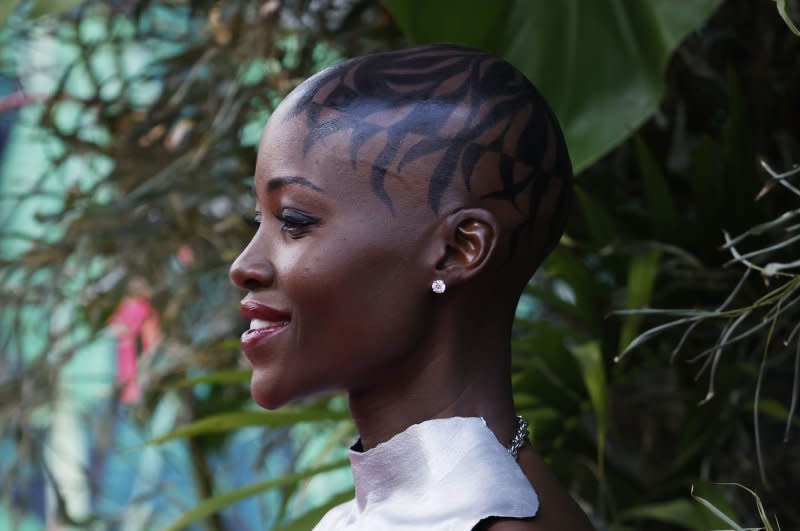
1,0,798,530
617,160,800,485
1,0,399,528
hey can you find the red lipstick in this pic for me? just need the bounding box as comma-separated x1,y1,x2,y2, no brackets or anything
239,300,291,351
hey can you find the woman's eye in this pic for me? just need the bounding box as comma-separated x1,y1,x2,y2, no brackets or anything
277,208,319,238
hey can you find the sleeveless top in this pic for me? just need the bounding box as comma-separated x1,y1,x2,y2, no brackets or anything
313,416,539,530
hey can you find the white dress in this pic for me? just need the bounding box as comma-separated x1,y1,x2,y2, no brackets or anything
313,416,539,530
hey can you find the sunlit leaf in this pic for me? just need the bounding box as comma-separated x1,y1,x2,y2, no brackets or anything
149,408,349,445
619,249,661,352
163,459,350,531
568,341,607,477
381,0,723,172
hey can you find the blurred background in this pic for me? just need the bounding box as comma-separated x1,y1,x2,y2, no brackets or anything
0,0,798,529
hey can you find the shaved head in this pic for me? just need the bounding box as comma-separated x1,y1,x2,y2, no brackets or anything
276,43,572,283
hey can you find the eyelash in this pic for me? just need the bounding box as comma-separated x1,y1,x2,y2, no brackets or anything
251,209,319,238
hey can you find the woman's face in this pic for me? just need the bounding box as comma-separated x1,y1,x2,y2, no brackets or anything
230,108,438,409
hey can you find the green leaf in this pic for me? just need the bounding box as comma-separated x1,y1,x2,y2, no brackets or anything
574,187,617,248
28,0,85,18
381,0,723,173
667,417,716,476
745,397,800,428
2,0,86,25
686,134,721,245
166,369,251,389
568,341,608,477
544,247,605,334
274,489,355,531
619,249,661,352
0,0,21,29
715,483,775,531
777,0,800,36
635,136,677,236
621,499,725,531
691,485,746,531
149,408,349,445
381,0,510,47
163,459,350,531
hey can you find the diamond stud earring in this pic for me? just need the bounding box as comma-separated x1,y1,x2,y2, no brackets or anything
431,279,446,294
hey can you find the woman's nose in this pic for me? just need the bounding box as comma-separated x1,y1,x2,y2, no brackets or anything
230,240,275,291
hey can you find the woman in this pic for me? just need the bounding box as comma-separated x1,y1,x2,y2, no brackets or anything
230,44,594,530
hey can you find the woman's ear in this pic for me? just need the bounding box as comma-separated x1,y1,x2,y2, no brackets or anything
432,208,499,287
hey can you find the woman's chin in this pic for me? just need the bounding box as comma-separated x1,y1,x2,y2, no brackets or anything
250,372,291,410
251,389,289,410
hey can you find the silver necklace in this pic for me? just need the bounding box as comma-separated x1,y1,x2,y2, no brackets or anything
507,415,529,459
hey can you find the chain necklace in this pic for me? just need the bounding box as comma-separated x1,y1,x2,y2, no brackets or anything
507,416,529,460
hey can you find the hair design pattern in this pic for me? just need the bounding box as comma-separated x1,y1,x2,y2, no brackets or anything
287,44,573,257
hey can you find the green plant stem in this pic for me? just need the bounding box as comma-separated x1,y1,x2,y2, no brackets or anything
188,436,225,531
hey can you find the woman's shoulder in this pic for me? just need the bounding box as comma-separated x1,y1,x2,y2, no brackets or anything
473,517,542,530
476,516,595,531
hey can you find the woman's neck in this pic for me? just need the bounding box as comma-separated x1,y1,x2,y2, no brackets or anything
346,312,518,451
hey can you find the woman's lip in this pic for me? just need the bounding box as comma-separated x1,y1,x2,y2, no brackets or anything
239,300,290,354
239,300,291,321
241,322,289,350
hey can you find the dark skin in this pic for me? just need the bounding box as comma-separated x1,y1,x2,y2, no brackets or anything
230,44,594,531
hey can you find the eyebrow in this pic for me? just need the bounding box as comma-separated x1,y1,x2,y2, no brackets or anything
266,176,324,193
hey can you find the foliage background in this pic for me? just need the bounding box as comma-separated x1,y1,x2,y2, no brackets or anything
0,0,798,529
